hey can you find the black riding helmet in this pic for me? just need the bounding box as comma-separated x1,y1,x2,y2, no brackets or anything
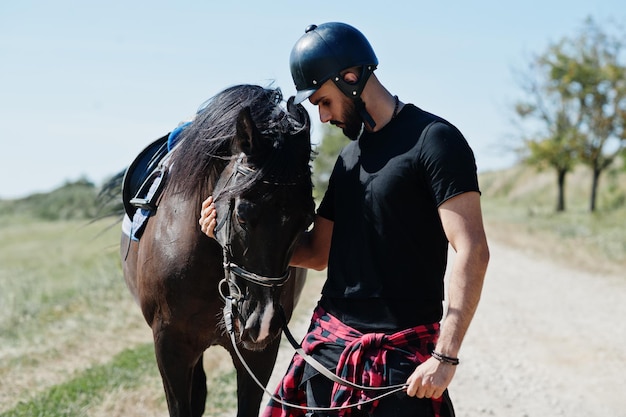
290,22,378,110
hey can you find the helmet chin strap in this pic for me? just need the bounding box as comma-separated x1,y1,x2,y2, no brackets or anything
332,65,377,129
354,97,376,130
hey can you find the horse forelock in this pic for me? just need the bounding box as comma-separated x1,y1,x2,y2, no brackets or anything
166,84,312,202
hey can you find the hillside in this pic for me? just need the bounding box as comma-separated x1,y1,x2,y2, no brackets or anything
0,178,121,222
1,161,624,272
479,161,626,273
480,160,626,210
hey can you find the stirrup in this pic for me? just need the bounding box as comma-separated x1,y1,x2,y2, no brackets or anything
129,168,167,213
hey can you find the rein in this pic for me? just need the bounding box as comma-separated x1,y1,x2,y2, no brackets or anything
215,155,405,412
222,298,407,413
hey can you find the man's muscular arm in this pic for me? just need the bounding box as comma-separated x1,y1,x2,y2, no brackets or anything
405,191,489,399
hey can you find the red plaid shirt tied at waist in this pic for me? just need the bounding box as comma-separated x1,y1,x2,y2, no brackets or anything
262,305,442,417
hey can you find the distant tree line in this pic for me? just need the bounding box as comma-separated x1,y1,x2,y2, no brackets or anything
513,17,626,212
0,178,106,221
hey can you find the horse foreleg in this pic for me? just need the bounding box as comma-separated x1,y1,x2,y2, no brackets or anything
191,353,207,417
153,327,204,417
231,337,281,417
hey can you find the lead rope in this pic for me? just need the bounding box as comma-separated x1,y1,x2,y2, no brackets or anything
276,305,408,393
223,299,408,413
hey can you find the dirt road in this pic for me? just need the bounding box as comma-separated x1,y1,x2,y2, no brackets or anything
263,240,626,417
449,240,625,416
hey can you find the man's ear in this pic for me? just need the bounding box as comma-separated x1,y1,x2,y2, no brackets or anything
342,70,359,85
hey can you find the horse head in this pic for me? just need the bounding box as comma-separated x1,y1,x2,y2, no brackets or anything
212,98,314,350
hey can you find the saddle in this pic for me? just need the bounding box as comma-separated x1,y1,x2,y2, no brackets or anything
121,134,170,219
121,121,192,240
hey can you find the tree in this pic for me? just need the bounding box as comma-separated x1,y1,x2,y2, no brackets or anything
522,128,580,212
514,17,626,212
543,18,626,212
514,50,582,212
312,124,349,202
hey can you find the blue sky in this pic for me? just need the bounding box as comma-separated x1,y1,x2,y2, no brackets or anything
1,0,623,199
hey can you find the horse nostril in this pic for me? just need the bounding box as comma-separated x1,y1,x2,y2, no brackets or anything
242,326,259,343
242,300,274,344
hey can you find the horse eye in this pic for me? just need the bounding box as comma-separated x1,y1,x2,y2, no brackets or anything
235,210,247,226
236,202,255,227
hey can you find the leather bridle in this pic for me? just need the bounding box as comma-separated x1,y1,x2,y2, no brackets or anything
215,154,406,413
213,154,291,307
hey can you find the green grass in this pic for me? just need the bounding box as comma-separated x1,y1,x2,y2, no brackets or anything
0,218,123,343
0,216,151,413
0,215,240,416
0,343,158,417
204,371,238,415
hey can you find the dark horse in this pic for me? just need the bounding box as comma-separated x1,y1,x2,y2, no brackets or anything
119,85,314,417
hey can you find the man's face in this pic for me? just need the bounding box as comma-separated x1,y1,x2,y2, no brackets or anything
309,81,363,141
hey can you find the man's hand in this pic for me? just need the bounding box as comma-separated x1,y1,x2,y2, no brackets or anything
199,196,217,238
405,357,456,399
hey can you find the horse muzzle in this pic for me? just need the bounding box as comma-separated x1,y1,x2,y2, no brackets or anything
220,278,282,350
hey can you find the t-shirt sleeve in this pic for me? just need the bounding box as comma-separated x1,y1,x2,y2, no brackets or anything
418,121,480,207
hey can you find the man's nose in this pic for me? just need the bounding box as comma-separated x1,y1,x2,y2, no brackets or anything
318,108,331,123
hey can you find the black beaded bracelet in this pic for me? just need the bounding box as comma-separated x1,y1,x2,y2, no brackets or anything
431,351,460,365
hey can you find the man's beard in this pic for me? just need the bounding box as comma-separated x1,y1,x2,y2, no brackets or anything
332,99,363,141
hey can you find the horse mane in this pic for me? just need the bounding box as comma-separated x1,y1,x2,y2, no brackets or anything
166,84,311,201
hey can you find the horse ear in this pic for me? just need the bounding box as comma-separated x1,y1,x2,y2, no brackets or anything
287,96,310,131
287,96,298,115
234,106,260,155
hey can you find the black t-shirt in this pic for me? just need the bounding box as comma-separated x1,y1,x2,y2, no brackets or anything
316,104,479,332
